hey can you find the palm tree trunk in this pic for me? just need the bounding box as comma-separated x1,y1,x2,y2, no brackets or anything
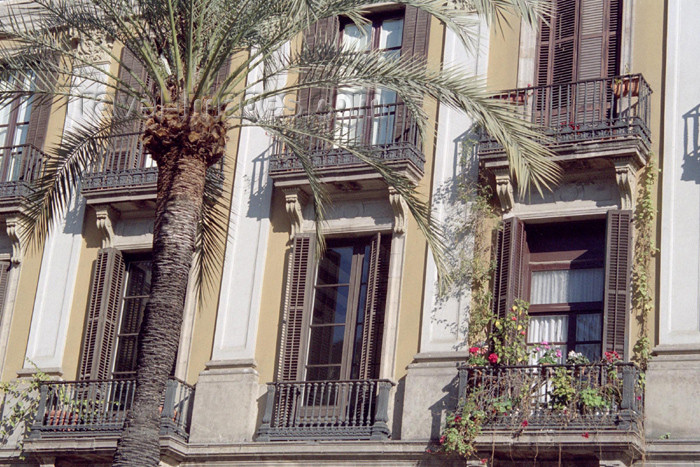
113,150,207,466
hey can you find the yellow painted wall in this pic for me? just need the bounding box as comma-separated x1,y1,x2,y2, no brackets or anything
486,10,522,91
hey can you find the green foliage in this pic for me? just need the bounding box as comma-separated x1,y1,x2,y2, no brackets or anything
632,157,657,370
549,367,576,410
491,300,530,365
441,391,485,458
0,363,49,456
579,388,609,412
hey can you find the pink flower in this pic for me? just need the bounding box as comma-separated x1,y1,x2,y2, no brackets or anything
534,347,540,352
511,316,517,321
481,459,488,464
488,353,499,364
556,350,562,358
439,435,446,444
637,396,642,401
582,432,590,439
541,341,548,346
520,331,527,336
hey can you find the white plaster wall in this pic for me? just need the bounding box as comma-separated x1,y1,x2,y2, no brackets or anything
211,46,288,362
24,68,106,370
419,20,489,353
659,0,700,347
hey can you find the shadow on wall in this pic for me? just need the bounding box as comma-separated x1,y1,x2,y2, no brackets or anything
682,103,700,183
429,373,460,441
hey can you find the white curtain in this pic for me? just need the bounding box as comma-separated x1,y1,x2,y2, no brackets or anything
530,268,604,305
528,315,567,364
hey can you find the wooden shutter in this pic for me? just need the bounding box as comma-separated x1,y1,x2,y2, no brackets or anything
26,69,58,151
358,233,390,380
79,248,126,380
400,7,431,62
297,18,339,114
492,217,528,319
277,234,316,381
603,210,632,357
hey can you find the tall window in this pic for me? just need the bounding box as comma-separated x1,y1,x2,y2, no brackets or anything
525,221,606,362
492,212,631,362
112,258,151,380
278,234,390,382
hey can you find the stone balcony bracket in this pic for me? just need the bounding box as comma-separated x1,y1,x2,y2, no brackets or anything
283,187,308,239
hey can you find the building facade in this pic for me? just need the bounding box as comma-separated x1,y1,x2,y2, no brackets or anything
0,0,697,466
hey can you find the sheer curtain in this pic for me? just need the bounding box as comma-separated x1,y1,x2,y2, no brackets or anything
530,268,604,305
528,315,567,364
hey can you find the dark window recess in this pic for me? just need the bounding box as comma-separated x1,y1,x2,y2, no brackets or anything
492,212,632,362
112,259,151,380
277,234,390,382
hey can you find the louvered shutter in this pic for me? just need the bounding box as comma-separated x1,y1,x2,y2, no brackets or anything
358,233,390,380
79,248,126,380
213,57,232,95
603,210,632,357
25,68,58,151
400,7,431,62
277,234,316,381
109,47,151,171
297,18,338,114
492,217,528,319
0,261,10,322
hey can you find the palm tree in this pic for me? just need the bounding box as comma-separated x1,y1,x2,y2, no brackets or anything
0,0,558,465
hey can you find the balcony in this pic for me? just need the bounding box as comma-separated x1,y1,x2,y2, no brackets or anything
29,378,194,441
269,103,424,192
478,74,652,170
256,379,394,441
81,132,158,211
457,363,644,461
0,144,45,213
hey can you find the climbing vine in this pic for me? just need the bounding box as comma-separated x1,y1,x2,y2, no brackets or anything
0,362,49,456
632,157,657,370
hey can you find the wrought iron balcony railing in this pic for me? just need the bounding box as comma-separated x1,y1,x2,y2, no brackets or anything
0,143,45,199
30,378,195,440
82,132,158,193
269,102,424,175
257,379,394,441
457,362,643,433
478,74,652,155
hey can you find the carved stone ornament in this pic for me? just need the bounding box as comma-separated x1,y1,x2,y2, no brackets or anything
5,216,22,265
613,157,640,210
388,187,407,235
70,30,114,64
94,205,119,248
494,168,514,213
283,188,308,238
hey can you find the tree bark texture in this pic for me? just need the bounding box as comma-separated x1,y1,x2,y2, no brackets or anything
112,148,207,466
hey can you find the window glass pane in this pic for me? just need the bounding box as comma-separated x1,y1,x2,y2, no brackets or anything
308,326,345,365
575,343,601,362
312,286,349,324
379,19,403,49
306,366,341,381
316,247,353,285
530,268,604,304
576,313,602,341
343,23,372,51
528,314,568,344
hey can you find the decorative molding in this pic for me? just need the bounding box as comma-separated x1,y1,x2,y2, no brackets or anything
70,30,114,64
388,187,407,234
94,205,119,248
613,157,640,210
282,188,307,238
5,216,22,265
494,168,514,213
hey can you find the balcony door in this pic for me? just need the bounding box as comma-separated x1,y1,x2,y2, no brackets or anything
0,75,33,182
335,17,403,147
534,0,622,128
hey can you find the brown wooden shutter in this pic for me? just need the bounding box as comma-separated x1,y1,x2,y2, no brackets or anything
79,248,126,380
358,233,390,380
26,69,58,151
277,234,316,381
0,261,10,321
213,57,232,94
297,18,339,114
400,7,431,62
492,217,528,319
603,210,632,357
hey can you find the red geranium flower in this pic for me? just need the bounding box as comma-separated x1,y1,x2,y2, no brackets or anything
521,420,529,427
488,353,499,364
439,435,446,444
469,346,480,355
582,432,590,438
